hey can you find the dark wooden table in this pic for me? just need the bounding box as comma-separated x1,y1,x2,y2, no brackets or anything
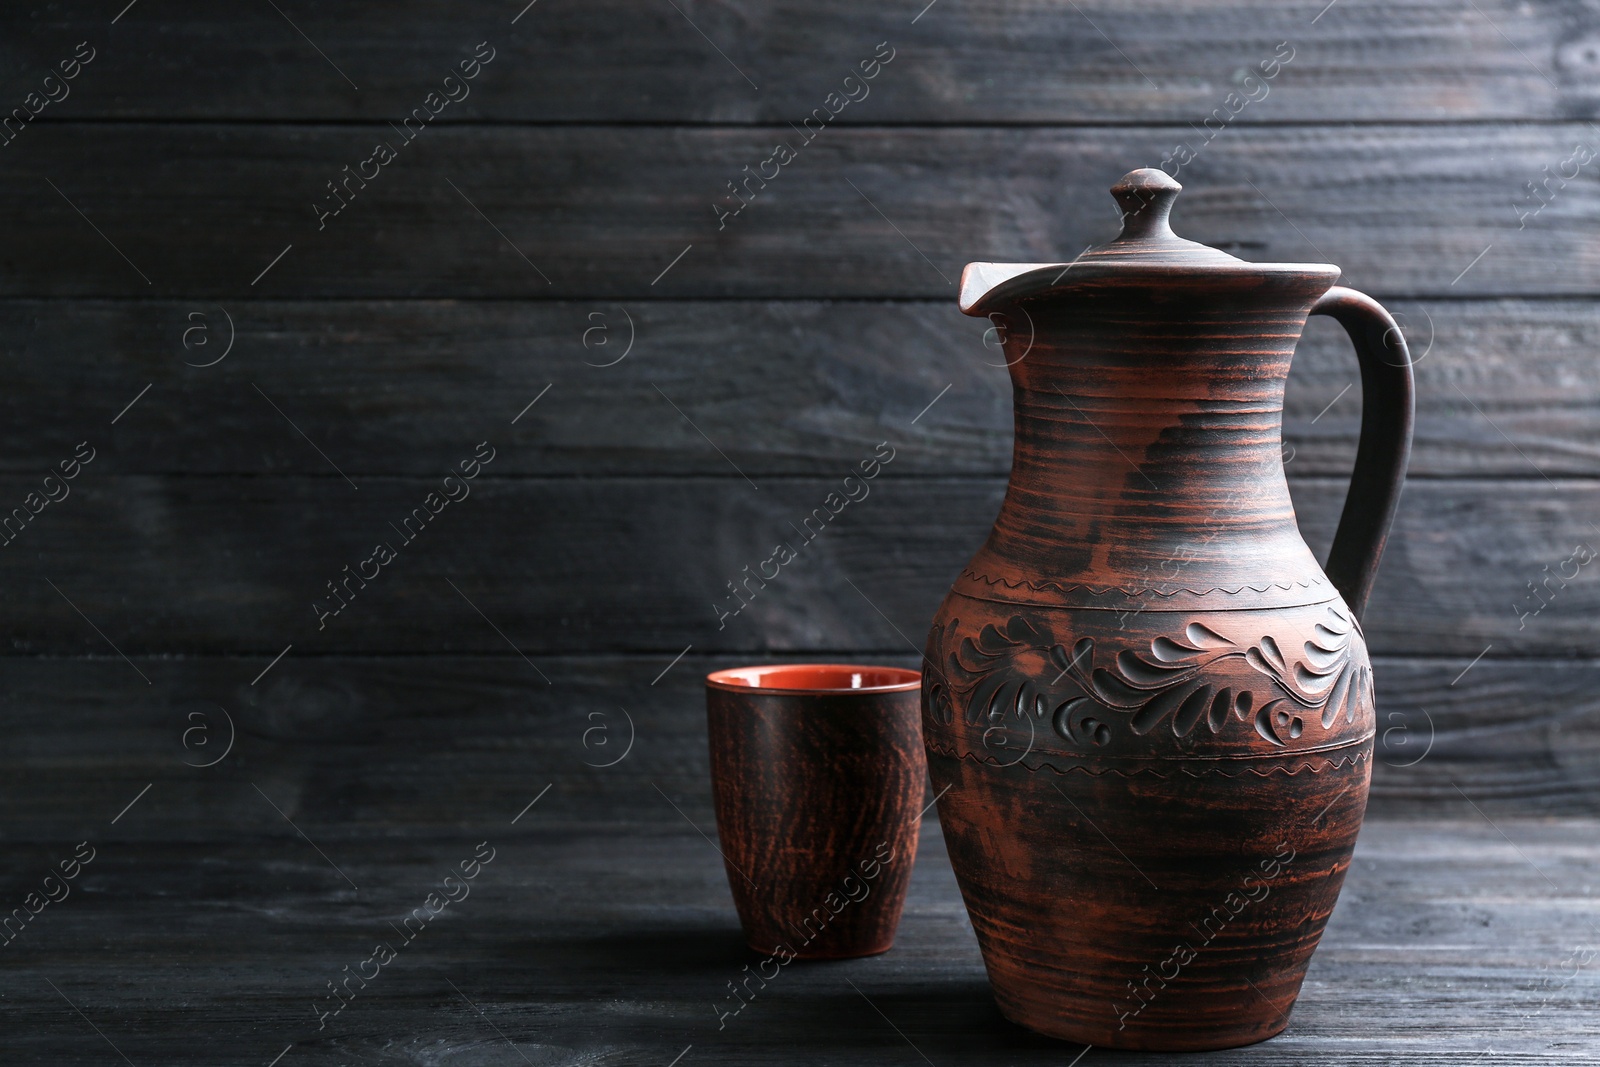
4,2,1599,1062
12,815,1597,1065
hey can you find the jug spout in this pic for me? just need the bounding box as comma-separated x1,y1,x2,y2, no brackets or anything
958,262,1062,315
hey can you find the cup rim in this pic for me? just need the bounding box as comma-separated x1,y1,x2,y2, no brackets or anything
706,663,921,695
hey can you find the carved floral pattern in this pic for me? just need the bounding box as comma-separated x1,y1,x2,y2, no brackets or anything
925,605,1371,748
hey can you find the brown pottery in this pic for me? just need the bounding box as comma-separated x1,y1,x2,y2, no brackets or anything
922,169,1414,1050
707,664,925,959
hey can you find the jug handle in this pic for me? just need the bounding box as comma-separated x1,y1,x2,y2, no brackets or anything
1308,286,1416,622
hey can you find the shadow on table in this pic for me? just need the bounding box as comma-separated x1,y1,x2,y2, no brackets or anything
470,922,1119,1061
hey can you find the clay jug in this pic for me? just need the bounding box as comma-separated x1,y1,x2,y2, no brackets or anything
922,169,1414,1051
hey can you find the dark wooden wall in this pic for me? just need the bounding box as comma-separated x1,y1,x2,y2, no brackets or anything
3,0,1597,845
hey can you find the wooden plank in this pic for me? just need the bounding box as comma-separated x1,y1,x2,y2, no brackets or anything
6,124,1599,298
0,475,1593,657
1288,299,1600,478
0,653,1590,845
0,298,1010,478
1366,657,1600,817
4,0,1589,122
1,821,1595,1063
5,298,1594,479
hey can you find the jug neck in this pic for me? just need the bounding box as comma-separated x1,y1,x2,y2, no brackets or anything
975,295,1329,600
1005,368,1295,532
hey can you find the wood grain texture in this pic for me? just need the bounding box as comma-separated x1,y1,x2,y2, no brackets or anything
6,297,1593,479
2,820,1596,1064
0,654,1592,849
0,474,1592,658
4,124,1599,297
0,1,1588,1053
4,0,1595,122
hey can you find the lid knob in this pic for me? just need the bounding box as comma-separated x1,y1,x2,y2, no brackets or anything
1110,168,1182,242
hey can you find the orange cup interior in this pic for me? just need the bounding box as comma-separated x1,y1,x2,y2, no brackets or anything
706,663,921,694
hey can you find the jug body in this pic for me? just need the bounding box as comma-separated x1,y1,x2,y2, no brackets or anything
922,170,1412,1051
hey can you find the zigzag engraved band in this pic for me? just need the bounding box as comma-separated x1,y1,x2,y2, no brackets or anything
925,737,1372,779
960,567,1327,599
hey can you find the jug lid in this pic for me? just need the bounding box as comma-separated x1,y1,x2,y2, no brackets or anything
958,168,1339,316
